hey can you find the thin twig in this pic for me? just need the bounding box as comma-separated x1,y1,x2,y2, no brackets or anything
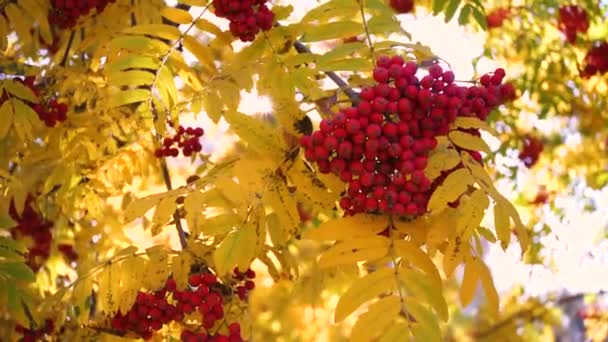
159,157,188,249
475,290,607,339
357,0,375,60
60,30,76,67
292,41,360,103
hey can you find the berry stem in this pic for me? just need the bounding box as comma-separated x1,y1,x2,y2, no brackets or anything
357,0,376,61
60,30,75,67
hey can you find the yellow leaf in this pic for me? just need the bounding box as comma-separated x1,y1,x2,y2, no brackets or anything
151,196,177,235
301,21,365,42
114,246,139,258
198,213,240,236
4,4,30,42
398,267,448,321
475,258,499,318
393,240,442,287
335,267,395,322
448,130,491,154
402,297,442,342
123,24,181,41
318,236,390,268
501,198,529,255
442,236,468,278
107,89,150,108
456,189,489,241
171,252,192,291
143,246,170,290
304,214,389,241
379,321,410,342
317,58,373,72
107,70,155,87
107,35,168,53
425,148,461,181
73,276,93,323
4,80,38,103
213,225,256,276
459,256,480,307
493,201,511,249
183,35,216,73
452,117,499,137
214,79,240,111
107,55,160,73
350,296,401,342
263,179,300,239
0,99,14,140
267,213,287,247
301,0,359,23
476,226,497,243
427,168,474,214
289,158,338,208
118,256,143,314
461,151,494,192
12,98,37,141
184,191,205,235
393,217,428,245
426,208,457,253
161,7,193,24
224,110,284,159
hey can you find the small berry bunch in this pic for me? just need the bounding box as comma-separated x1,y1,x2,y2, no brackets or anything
232,268,256,301
15,319,55,342
558,5,589,44
518,135,543,168
0,77,68,127
48,0,117,29
389,0,414,14
111,269,252,341
580,41,608,78
486,7,510,29
9,195,54,272
300,55,516,217
57,243,79,262
212,0,274,42
155,126,204,158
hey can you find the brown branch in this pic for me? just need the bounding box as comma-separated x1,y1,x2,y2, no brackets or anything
159,157,188,250
293,41,360,104
60,30,76,67
475,290,607,339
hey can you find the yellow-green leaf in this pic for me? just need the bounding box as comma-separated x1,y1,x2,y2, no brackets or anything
4,80,38,103
151,196,177,235
0,99,14,140
398,267,448,321
213,225,256,276
493,201,511,249
224,110,283,159
317,58,373,72
448,130,491,154
403,297,442,342
123,24,181,41
427,168,474,214
452,117,499,137
335,267,395,322
171,252,192,291
183,35,216,73
318,236,390,268
301,21,364,42
350,296,401,342
304,214,389,241
475,258,499,318
108,70,155,87
161,7,193,24
107,55,160,72
107,89,150,108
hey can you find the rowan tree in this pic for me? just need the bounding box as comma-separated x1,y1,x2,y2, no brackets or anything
0,0,607,341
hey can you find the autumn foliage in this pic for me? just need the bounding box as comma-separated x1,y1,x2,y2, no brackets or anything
0,0,607,341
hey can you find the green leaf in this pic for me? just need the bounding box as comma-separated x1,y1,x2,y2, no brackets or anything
316,58,373,72
213,226,257,276
443,0,461,23
301,22,364,42
0,262,35,282
471,6,488,30
432,0,448,15
458,4,471,26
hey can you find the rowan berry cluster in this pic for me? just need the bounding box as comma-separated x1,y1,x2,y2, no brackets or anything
111,268,254,341
486,7,509,29
9,195,54,272
0,77,67,127
57,243,79,262
15,319,55,342
300,55,516,217
233,268,256,301
558,5,589,44
389,0,414,14
212,0,274,42
155,126,204,158
580,41,608,78
48,0,117,29
518,135,543,168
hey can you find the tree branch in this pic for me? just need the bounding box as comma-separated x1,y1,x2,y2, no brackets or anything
293,41,360,104
475,290,607,339
159,157,188,250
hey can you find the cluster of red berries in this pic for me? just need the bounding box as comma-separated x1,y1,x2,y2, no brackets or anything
9,196,54,272
0,77,68,127
558,5,589,44
518,135,543,168
389,0,414,14
48,0,117,29
15,319,55,342
300,55,516,217
580,41,608,78
181,322,243,342
155,126,204,158
232,268,256,301
57,243,79,262
486,7,510,29
212,0,274,42
111,268,254,341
